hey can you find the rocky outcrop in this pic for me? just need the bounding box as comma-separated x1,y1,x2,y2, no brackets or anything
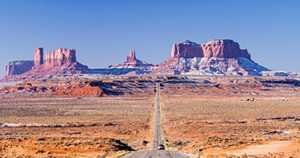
176,57,268,76
110,49,153,68
100,50,154,75
30,48,88,76
34,48,44,67
157,39,268,76
44,48,77,67
202,39,250,59
126,49,138,64
3,38,271,79
171,40,203,58
5,61,34,76
4,48,88,79
53,82,105,97
170,39,251,59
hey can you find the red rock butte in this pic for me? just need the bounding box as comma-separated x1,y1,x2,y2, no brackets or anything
34,48,77,68
34,48,44,66
155,39,268,76
3,39,273,79
4,47,89,79
171,39,251,59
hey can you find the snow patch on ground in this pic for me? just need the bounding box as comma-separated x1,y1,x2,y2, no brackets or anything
237,57,269,76
261,71,298,77
174,57,269,76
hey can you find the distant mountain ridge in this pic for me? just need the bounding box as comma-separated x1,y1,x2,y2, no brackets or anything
4,39,286,80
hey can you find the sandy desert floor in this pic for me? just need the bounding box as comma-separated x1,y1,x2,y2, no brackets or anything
1,76,300,158
0,96,153,158
161,95,300,158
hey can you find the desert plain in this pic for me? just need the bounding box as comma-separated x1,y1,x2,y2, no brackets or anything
0,76,300,158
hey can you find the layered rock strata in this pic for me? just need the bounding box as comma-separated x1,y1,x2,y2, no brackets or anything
5,61,34,76
5,48,88,78
170,39,250,59
157,39,268,76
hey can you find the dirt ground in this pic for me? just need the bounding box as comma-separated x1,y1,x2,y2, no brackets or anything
0,96,153,158
161,95,300,158
1,76,300,158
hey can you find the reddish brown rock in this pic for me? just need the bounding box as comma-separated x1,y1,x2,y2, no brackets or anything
126,49,137,63
70,85,104,97
5,61,34,76
110,49,153,68
170,39,251,60
171,40,203,58
32,48,88,73
4,47,89,80
29,48,88,77
53,84,104,97
34,48,44,66
156,39,267,76
201,39,250,59
44,48,77,67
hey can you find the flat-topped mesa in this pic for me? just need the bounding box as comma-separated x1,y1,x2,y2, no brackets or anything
5,61,34,76
171,39,251,60
44,48,77,67
202,39,251,59
171,40,203,58
157,39,268,76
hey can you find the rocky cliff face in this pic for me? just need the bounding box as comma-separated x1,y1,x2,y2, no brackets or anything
126,49,138,64
30,48,88,76
34,48,44,67
4,48,88,79
98,49,154,75
110,50,153,68
201,39,251,59
171,40,203,58
3,39,271,80
44,48,77,67
170,39,250,59
5,61,34,76
157,39,268,76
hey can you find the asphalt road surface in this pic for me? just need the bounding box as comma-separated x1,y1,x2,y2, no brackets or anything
153,83,161,150
122,150,190,158
122,83,190,158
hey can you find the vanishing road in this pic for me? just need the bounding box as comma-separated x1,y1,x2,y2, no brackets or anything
153,82,162,150
122,83,190,158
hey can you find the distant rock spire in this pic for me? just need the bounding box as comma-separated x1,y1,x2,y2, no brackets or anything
109,49,153,68
127,49,137,63
34,48,44,66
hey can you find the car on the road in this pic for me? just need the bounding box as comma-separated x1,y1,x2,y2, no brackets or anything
158,144,165,150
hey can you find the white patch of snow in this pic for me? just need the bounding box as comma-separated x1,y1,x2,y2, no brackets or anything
261,71,297,77
173,57,268,76
237,57,269,75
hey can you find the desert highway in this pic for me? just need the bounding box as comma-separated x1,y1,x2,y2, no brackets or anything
122,83,189,158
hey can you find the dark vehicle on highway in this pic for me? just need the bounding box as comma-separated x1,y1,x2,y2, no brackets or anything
158,144,165,150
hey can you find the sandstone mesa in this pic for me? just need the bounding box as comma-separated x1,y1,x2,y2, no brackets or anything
4,39,291,80
171,39,250,59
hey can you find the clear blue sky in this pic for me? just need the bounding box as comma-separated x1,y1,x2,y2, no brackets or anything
1,0,300,75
